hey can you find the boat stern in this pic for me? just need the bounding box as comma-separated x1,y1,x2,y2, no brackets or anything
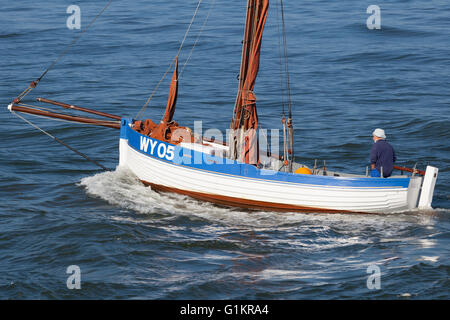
406,165,439,210
406,175,423,210
418,166,439,209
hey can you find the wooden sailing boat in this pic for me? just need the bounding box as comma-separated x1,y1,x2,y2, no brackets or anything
8,0,438,213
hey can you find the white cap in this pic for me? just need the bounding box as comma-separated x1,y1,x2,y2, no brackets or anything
372,128,386,139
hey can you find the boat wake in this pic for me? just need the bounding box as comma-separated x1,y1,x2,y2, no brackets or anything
78,167,303,227
78,167,443,229
79,166,190,215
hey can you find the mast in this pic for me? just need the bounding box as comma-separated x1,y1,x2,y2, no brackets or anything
229,0,269,164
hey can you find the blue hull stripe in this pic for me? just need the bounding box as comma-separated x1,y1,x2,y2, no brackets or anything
120,119,410,189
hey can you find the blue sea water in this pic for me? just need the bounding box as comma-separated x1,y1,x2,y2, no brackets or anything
0,0,449,299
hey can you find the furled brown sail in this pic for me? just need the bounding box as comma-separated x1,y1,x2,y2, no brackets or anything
162,57,179,124
134,58,192,144
230,0,269,164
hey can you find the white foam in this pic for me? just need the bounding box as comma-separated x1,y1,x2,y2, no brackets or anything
79,166,182,215
417,256,439,263
78,167,443,232
77,167,325,229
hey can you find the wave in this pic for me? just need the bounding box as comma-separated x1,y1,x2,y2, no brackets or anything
78,167,447,229
0,33,25,39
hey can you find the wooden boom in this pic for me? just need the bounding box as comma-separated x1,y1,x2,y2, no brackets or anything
9,104,120,129
37,97,121,120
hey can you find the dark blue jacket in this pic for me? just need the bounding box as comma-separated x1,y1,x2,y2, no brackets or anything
370,139,396,178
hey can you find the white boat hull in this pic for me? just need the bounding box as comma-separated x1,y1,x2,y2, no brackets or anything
118,119,436,213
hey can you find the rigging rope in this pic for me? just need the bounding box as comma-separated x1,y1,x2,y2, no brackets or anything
274,0,294,171
279,0,293,119
180,0,216,78
13,0,113,103
11,110,110,171
276,0,288,166
279,0,294,172
136,0,204,120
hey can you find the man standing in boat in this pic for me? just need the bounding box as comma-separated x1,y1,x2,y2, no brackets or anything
370,128,397,178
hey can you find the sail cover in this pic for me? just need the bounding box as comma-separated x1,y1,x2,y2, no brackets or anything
230,0,269,164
